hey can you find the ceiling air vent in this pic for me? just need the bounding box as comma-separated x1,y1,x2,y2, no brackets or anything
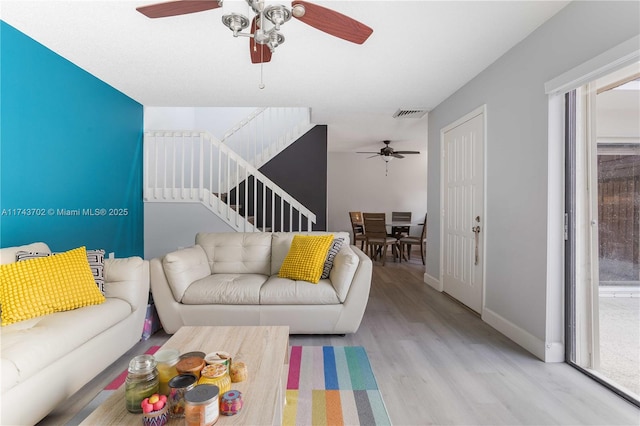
392,109,428,119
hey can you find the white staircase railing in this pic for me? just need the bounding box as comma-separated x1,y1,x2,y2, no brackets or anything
220,107,313,169
144,131,316,232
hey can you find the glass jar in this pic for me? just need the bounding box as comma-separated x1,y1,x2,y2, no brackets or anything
185,384,219,426
154,348,180,395
125,354,159,413
176,356,206,380
198,363,231,395
168,374,198,418
220,390,243,416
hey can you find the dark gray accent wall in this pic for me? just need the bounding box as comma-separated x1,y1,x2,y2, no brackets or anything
260,125,327,230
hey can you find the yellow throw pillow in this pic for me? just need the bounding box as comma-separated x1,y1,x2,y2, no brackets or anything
0,246,106,325
278,234,334,283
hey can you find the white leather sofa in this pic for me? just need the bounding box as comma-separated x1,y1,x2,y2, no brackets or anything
150,232,373,334
0,242,150,426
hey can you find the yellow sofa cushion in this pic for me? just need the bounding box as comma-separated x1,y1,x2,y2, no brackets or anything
278,234,334,284
0,246,106,325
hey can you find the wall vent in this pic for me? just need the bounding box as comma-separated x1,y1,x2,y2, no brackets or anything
392,109,428,119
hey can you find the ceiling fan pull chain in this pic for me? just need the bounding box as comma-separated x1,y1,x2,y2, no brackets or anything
259,62,265,89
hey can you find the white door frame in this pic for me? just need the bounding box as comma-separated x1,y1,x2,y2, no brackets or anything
439,104,487,312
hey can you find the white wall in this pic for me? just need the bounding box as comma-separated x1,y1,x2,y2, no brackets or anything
327,150,428,239
144,106,255,137
144,203,233,259
597,89,640,140
426,0,640,360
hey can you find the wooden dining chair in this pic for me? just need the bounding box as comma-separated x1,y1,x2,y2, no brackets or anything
391,211,412,238
348,211,366,250
400,213,427,265
363,212,398,266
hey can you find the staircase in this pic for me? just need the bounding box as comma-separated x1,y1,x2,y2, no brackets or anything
143,107,316,232
221,107,313,169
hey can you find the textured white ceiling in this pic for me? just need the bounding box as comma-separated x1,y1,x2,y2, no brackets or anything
1,0,569,152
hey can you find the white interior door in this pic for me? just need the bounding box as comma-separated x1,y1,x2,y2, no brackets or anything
442,108,485,313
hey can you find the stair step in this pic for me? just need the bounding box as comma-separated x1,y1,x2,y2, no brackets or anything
213,193,228,202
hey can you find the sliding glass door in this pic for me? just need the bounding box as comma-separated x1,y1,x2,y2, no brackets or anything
566,63,640,406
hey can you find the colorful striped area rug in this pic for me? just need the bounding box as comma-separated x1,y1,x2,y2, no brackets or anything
284,346,391,426
69,345,389,426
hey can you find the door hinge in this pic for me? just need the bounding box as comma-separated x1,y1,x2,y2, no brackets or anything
564,212,569,241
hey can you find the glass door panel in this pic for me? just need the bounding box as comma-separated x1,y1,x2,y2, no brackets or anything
567,64,640,405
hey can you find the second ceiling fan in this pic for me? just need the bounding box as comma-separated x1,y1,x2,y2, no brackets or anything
357,140,421,159
136,0,373,64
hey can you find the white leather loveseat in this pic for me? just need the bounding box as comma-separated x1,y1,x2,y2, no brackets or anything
0,242,149,426
150,232,373,334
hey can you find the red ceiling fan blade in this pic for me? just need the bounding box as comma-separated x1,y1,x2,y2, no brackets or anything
291,0,373,44
137,0,221,19
249,17,272,64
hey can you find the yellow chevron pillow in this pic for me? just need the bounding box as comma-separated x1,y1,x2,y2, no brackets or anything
278,234,334,283
0,246,105,325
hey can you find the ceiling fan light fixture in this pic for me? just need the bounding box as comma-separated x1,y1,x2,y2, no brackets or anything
267,31,285,51
264,4,291,30
222,13,251,35
222,0,252,35
137,0,373,67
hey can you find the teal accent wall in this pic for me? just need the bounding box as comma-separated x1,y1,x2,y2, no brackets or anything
0,22,144,257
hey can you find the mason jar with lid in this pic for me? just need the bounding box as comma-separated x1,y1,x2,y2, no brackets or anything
154,348,180,395
198,363,231,395
168,373,197,418
125,354,159,413
184,384,219,426
176,356,206,380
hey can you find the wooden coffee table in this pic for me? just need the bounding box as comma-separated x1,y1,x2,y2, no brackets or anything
80,326,290,425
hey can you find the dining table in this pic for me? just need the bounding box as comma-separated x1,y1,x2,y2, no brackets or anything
385,221,425,227
384,221,425,261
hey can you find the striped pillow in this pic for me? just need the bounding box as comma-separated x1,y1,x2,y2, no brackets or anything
321,238,344,279
15,249,106,294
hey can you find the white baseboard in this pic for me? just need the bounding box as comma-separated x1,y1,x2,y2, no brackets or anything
424,272,442,291
482,307,563,362
544,341,565,363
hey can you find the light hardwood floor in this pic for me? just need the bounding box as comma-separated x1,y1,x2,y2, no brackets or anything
39,252,639,426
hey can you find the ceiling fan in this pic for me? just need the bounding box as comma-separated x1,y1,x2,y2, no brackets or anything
357,140,421,160
136,0,373,64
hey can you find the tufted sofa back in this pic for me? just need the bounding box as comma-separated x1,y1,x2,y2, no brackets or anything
196,232,272,275
194,231,351,276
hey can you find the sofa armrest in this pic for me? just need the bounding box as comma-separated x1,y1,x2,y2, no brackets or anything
104,257,150,311
333,245,372,333
150,257,187,334
162,245,211,302
329,245,360,302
